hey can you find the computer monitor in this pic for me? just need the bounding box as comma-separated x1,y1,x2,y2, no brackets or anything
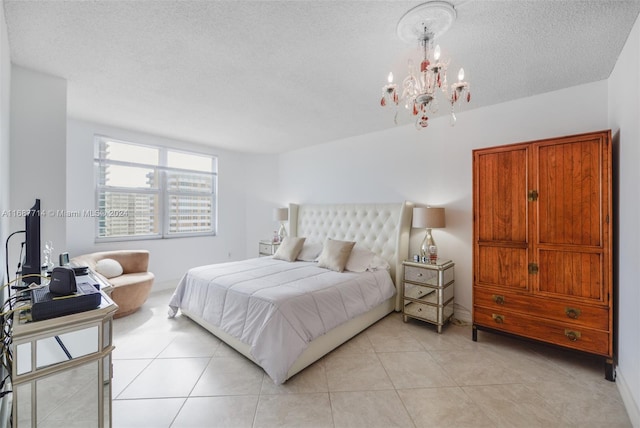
22,199,41,285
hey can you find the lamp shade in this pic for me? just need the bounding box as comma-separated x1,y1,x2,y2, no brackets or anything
273,207,288,222
412,207,445,229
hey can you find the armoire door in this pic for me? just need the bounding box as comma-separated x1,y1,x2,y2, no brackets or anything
473,143,531,294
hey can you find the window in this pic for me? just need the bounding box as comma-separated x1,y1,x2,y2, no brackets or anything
94,136,217,240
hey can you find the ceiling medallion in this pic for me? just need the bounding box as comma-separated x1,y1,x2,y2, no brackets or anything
380,1,471,129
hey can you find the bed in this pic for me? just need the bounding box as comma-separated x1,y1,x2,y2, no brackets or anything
168,202,412,384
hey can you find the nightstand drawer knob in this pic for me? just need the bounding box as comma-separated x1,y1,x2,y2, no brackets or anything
492,314,504,324
492,295,505,305
417,273,423,277
565,307,581,319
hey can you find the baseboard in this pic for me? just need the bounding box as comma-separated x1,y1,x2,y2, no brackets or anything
616,367,640,427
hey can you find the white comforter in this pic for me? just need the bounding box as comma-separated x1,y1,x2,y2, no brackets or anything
168,257,396,383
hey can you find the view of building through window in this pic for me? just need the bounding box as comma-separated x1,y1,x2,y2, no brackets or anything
95,136,216,240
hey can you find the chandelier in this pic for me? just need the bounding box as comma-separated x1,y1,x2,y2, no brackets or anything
380,1,471,129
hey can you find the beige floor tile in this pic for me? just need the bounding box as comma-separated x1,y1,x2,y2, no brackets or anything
324,352,393,392
462,383,564,427
254,392,333,428
529,379,632,427
112,397,185,428
171,395,259,428
330,390,414,428
328,330,375,356
397,386,495,428
377,351,456,389
260,360,328,394
111,358,153,398
407,321,481,351
190,356,265,396
112,329,176,359
365,321,425,353
429,348,530,386
106,290,632,428
157,329,221,359
213,341,246,357
117,357,210,399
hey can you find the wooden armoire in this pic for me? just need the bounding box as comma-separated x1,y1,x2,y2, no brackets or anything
472,130,614,380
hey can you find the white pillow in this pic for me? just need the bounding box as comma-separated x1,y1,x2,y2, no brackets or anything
345,246,376,272
94,258,123,279
273,237,306,262
317,238,356,272
368,254,391,271
345,247,391,272
296,242,323,261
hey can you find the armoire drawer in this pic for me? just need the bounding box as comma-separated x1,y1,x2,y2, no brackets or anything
473,288,609,330
473,306,610,356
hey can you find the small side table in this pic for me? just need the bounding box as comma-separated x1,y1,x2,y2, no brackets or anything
402,259,455,333
259,240,280,257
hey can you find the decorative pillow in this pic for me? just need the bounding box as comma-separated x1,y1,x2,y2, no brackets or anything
94,258,123,279
296,242,323,261
317,238,356,272
273,237,306,262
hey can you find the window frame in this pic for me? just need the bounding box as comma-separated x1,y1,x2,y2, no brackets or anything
94,135,217,242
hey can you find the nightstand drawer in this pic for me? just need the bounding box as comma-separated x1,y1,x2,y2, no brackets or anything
404,283,434,300
405,282,453,305
259,241,279,256
259,243,273,254
404,300,454,325
404,265,439,286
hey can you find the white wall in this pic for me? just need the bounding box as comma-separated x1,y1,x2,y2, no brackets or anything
0,12,12,424
66,119,278,288
1,0,11,286
9,66,67,274
608,13,640,426
279,80,609,320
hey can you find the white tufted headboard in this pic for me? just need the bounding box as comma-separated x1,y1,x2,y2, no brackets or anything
289,202,413,311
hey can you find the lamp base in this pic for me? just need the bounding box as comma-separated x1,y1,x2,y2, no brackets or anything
277,223,287,242
420,228,438,264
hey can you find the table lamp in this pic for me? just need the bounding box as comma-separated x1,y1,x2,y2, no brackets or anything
412,206,446,263
273,208,288,242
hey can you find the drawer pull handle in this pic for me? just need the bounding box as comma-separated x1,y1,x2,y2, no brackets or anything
417,273,423,277
492,314,504,324
564,329,581,342
565,307,581,319
492,295,505,305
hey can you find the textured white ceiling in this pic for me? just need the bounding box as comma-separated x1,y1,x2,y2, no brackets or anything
4,1,640,154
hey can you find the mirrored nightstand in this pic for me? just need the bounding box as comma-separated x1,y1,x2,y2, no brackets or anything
259,240,280,257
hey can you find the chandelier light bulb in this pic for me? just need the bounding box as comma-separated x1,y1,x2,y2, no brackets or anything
458,68,465,81
388,72,394,83
434,45,441,61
